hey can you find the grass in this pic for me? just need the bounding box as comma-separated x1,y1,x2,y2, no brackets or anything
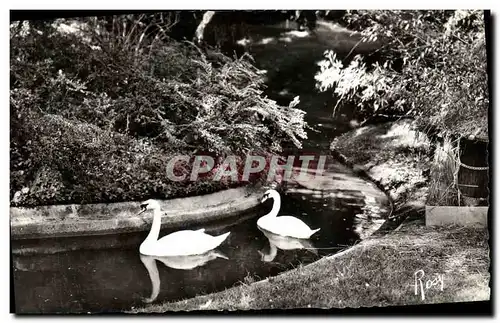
427,137,461,206
130,219,490,312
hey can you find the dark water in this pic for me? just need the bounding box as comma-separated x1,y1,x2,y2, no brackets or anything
12,23,390,313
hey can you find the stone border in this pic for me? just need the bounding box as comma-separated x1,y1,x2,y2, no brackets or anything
330,120,432,233
10,186,269,240
425,206,488,228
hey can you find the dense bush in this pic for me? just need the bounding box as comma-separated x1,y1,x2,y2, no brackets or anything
10,15,307,206
315,10,488,138
10,112,286,206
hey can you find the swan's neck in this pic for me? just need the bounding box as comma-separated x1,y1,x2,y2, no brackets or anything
265,192,281,218
144,209,162,243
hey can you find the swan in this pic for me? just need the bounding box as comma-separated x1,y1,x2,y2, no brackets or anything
257,189,320,239
138,199,231,257
140,250,228,303
258,228,318,262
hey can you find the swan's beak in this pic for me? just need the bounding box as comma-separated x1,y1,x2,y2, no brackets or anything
260,192,270,203
137,205,147,216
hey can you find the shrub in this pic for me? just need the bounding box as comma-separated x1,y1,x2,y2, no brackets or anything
11,16,307,154
10,112,287,206
10,14,307,206
315,10,488,138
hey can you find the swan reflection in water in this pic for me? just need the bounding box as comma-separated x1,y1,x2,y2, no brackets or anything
140,249,228,303
258,228,318,262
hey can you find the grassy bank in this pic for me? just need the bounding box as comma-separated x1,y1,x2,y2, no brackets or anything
132,219,490,312
331,119,431,212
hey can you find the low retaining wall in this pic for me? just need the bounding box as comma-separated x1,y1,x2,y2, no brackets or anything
425,206,488,228
11,186,269,240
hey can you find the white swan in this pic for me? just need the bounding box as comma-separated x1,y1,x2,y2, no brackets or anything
258,228,318,262
138,199,231,257
257,189,320,239
140,250,228,303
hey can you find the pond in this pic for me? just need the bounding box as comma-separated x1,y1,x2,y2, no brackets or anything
11,21,390,313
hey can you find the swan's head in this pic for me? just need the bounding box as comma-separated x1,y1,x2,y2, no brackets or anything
138,199,161,215
261,189,277,203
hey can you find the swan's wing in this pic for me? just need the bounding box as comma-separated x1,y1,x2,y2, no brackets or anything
155,230,219,256
195,228,206,233
268,216,317,238
157,230,207,245
276,216,314,230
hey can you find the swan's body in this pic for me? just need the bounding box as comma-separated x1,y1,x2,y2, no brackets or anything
138,199,231,257
258,228,317,262
257,189,320,239
140,250,228,303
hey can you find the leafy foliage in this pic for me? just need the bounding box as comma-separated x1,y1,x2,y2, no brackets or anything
315,10,488,138
10,14,307,206
10,112,251,206
10,108,288,206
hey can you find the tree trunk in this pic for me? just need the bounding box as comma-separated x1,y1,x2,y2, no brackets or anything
194,10,215,44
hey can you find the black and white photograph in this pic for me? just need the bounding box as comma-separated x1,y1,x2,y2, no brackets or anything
8,7,492,315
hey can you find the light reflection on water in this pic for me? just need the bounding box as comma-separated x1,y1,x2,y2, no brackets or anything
258,228,318,263
140,250,229,303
